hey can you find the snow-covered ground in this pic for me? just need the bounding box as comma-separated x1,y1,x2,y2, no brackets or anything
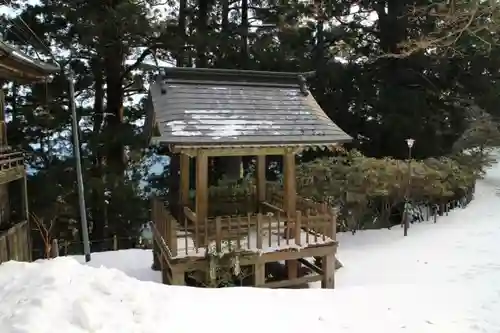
2,163,500,332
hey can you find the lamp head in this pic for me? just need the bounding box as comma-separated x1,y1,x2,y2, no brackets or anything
406,138,415,148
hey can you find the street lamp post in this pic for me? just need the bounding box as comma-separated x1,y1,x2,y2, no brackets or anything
68,71,91,262
403,138,415,237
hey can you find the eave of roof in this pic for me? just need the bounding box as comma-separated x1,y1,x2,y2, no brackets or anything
0,41,60,82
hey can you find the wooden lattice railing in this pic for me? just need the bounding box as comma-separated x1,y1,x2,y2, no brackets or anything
187,185,257,217
151,195,336,259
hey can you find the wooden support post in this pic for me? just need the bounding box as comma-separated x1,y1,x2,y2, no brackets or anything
254,262,265,286
256,155,266,212
162,268,169,284
180,153,190,214
21,173,32,261
195,151,208,245
151,240,161,271
168,154,181,219
0,89,6,145
151,199,161,270
283,150,298,279
171,269,185,286
168,213,178,257
283,151,296,214
329,208,337,240
321,253,335,289
159,256,168,284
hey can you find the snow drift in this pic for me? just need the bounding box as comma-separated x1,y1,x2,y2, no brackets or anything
2,159,500,332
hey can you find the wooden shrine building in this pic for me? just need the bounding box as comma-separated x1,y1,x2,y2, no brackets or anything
0,40,59,263
146,67,351,288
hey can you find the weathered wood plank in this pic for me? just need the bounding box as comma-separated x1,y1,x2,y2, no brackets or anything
0,165,24,185
0,234,8,263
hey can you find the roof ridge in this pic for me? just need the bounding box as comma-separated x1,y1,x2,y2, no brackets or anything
160,67,305,85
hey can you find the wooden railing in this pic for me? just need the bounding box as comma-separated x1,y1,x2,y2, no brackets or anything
0,220,30,263
0,150,24,184
0,150,23,165
188,190,257,217
151,199,177,257
265,185,336,237
151,196,336,259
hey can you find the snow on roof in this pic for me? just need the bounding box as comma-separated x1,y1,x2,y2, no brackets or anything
148,68,352,147
3,159,500,332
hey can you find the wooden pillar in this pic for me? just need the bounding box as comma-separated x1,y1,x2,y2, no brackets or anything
254,262,266,286
168,153,180,219
159,254,168,284
283,150,298,279
0,89,6,145
321,253,335,289
195,151,208,244
283,151,296,214
151,198,161,270
21,172,31,262
151,240,161,271
171,269,185,286
256,155,266,212
179,153,190,212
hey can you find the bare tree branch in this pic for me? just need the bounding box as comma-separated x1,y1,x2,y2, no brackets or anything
384,0,500,58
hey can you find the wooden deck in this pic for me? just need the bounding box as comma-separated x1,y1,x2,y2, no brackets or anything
156,217,335,260
151,194,338,289
0,151,24,185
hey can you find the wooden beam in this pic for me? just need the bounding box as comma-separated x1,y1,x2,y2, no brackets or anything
179,153,190,208
260,201,284,213
321,253,335,289
154,143,341,156
195,151,208,240
256,155,266,210
297,258,324,275
183,206,197,223
254,263,266,286
22,172,31,262
170,268,185,286
261,273,322,288
283,151,297,214
174,146,292,157
283,150,298,279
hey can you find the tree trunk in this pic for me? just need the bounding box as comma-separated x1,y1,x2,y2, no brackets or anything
90,58,108,250
178,0,187,67
241,0,249,68
99,12,127,248
217,0,248,181
104,47,126,180
167,0,190,220
196,0,209,68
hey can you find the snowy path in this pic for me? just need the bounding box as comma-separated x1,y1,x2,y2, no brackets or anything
336,174,500,289
2,163,500,332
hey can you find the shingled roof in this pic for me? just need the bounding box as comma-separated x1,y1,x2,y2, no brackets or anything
147,67,351,148
0,41,59,83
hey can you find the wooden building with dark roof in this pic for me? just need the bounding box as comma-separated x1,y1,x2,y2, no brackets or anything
147,67,351,289
147,67,350,148
0,41,59,264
